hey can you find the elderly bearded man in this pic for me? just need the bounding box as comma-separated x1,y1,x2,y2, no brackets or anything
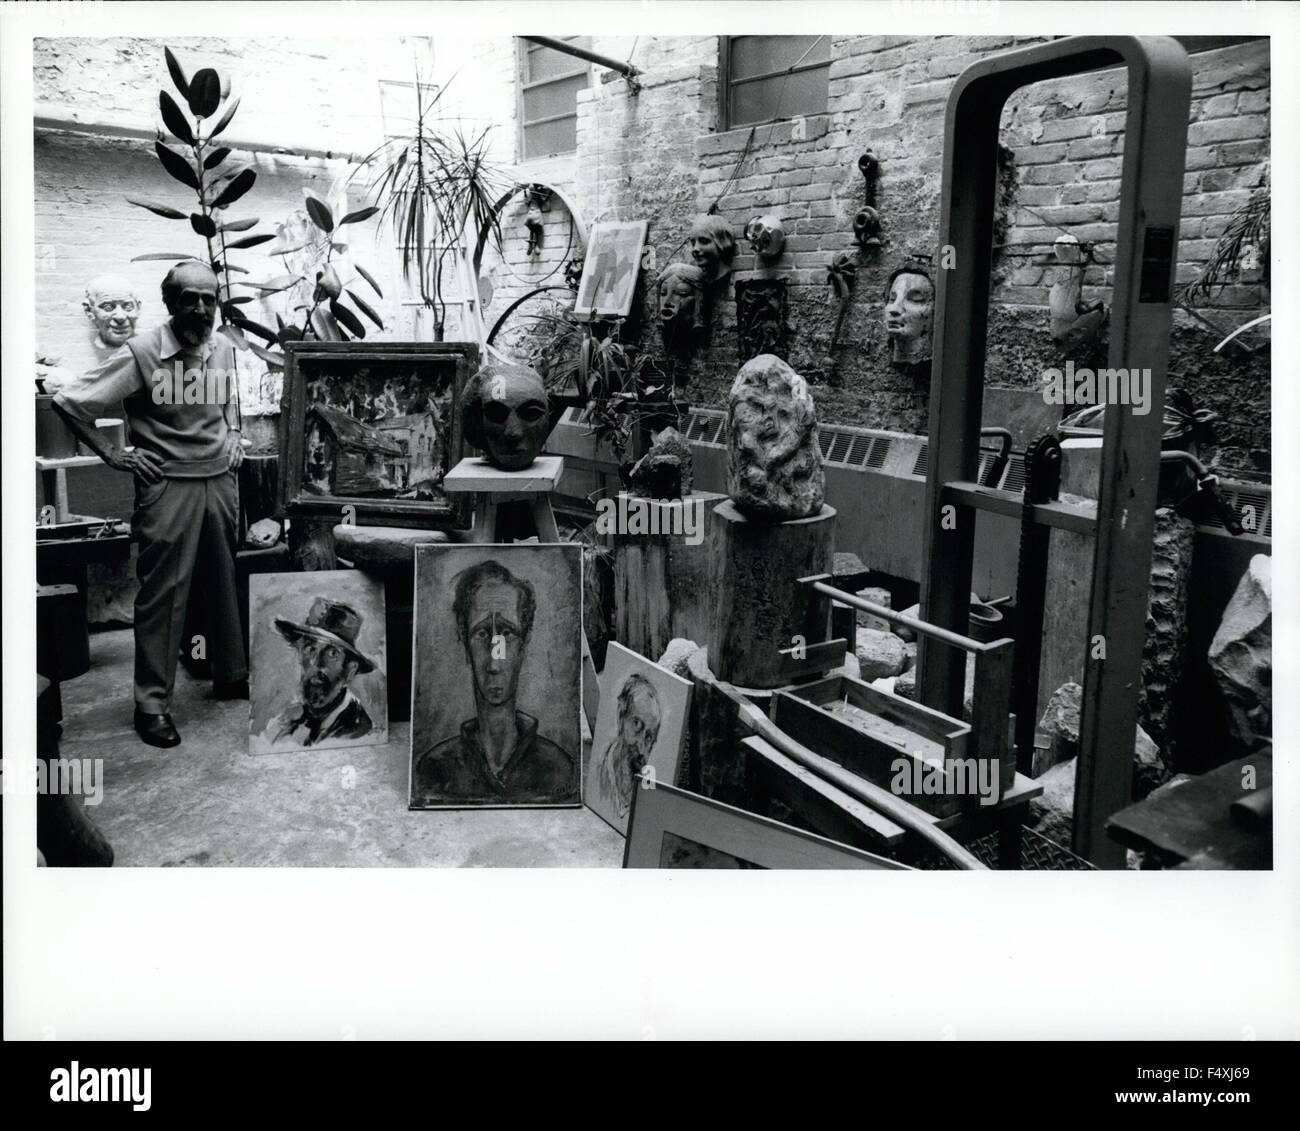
54,260,248,748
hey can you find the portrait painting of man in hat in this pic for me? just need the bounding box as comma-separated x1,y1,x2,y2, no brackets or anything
248,572,388,755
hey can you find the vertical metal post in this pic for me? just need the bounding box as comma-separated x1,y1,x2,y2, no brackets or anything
918,38,1192,867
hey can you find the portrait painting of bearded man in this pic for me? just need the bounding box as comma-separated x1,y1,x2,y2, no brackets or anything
248,571,389,755
409,544,582,809
585,642,692,836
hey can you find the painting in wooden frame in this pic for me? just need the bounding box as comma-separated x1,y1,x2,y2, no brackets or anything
585,642,693,836
624,780,907,869
278,341,477,529
574,221,648,318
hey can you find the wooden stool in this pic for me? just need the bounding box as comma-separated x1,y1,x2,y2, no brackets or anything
443,455,564,544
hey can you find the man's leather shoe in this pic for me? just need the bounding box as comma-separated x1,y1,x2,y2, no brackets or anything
134,710,181,748
212,678,249,700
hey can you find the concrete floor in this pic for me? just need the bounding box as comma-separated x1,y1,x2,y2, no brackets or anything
58,629,625,867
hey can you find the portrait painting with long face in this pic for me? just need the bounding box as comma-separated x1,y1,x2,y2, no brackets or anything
409,544,583,809
585,642,692,836
248,570,388,755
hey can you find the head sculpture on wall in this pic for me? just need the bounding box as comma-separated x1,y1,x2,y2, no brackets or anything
883,265,935,367
462,357,551,471
744,214,786,262
83,274,142,348
687,214,738,282
656,262,706,351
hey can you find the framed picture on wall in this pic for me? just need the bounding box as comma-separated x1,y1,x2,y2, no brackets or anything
573,220,648,318
277,341,478,528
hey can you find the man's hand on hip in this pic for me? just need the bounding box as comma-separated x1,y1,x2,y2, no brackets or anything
225,431,245,472
111,449,165,484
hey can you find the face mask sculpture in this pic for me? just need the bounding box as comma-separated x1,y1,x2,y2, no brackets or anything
687,214,738,283
884,267,935,367
726,354,825,522
744,215,786,262
463,359,550,471
83,275,142,348
657,262,706,352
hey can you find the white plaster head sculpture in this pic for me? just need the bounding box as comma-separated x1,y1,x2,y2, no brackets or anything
687,214,738,282
83,274,142,348
744,214,786,262
884,265,935,366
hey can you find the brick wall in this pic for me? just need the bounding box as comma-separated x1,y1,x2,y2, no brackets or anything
480,35,1271,472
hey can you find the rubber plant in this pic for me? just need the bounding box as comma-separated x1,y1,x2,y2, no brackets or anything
127,47,384,368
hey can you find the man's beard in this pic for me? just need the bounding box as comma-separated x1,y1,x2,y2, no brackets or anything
302,676,344,716
175,312,214,346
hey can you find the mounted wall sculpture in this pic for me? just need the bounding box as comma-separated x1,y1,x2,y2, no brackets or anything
743,214,786,263
735,278,788,363
687,214,738,283
462,357,551,471
656,262,706,355
853,150,883,251
826,252,858,348
1049,233,1108,354
884,264,935,394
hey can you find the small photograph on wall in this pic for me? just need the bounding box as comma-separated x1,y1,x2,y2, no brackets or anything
586,642,692,836
409,543,583,808
248,570,389,754
574,220,648,318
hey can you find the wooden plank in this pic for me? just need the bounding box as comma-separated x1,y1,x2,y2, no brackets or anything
776,638,847,682
743,735,906,849
443,454,564,494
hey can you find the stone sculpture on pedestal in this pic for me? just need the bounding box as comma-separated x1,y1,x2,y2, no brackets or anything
725,353,825,521
628,427,694,500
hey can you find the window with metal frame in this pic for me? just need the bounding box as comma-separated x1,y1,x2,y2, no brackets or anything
518,37,593,160
719,35,832,130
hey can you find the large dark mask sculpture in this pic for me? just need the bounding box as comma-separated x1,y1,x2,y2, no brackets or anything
657,262,706,352
687,214,738,282
463,358,550,471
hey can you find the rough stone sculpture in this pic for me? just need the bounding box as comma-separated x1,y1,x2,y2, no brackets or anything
884,265,935,367
628,426,694,499
462,357,550,471
687,214,738,282
856,627,907,681
83,274,142,351
735,278,788,363
725,354,825,521
1208,553,1272,754
657,262,706,351
744,214,786,261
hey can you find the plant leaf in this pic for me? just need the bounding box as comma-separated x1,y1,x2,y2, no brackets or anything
131,251,198,262
249,344,285,369
346,288,384,330
190,213,217,238
219,217,258,233
217,323,250,351
219,72,232,101
159,91,195,146
155,141,199,190
203,146,231,170
126,198,187,220
330,299,366,339
245,274,300,293
225,233,275,250
310,307,342,341
304,195,334,234
317,264,342,300
230,313,278,344
354,262,383,298
211,168,256,209
338,206,380,226
208,95,240,140
164,47,190,99
187,68,222,118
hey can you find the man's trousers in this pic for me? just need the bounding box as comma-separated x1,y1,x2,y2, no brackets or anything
132,472,247,714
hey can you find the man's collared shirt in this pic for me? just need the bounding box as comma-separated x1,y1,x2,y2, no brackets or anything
413,711,577,805
54,321,239,478
266,689,373,748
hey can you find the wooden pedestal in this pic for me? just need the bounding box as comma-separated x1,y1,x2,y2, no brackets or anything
709,500,837,690
443,455,563,543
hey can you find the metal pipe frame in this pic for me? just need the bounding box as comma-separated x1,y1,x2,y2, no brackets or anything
520,36,643,79
917,37,1192,868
